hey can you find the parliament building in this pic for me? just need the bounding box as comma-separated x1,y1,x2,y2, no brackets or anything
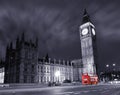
4,10,97,83
4,33,75,83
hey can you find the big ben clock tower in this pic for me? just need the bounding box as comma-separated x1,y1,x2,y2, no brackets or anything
80,9,97,76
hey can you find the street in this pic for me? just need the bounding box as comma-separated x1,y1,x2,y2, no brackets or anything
0,84,120,95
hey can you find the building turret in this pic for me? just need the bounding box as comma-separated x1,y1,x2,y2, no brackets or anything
21,32,25,42
10,42,13,49
82,9,91,24
16,36,20,48
35,37,38,47
45,53,49,62
5,45,9,56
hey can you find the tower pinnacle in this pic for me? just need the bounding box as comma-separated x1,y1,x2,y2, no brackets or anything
82,9,91,24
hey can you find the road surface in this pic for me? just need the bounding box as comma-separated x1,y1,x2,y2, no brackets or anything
0,84,120,95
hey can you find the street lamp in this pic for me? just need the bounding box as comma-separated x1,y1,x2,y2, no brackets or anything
111,63,116,80
106,64,110,73
100,72,104,82
113,63,116,66
105,64,110,81
106,64,109,68
55,71,60,83
113,63,116,71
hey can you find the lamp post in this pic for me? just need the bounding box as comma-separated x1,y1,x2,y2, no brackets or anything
106,64,110,72
100,72,104,82
105,64,110,81
105,63,117,81
112,63,116,80
113,63,116,71
55,71,60,83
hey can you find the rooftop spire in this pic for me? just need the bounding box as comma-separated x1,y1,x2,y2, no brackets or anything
16,36,20,48
10,42,13,49
45,53,49,62
82,9,91,24
36,37,38,47
83,9,87,15
21,32,25,42
16,36,19,43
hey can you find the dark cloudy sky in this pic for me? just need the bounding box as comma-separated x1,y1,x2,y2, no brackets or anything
0,0,120,72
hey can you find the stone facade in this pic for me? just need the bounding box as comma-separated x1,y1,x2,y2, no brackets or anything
79,9,97,76
37,57,73,83
71,59,82,82
0,61,4,83
4,33,74,83
4,10,97,84
4,33,38,83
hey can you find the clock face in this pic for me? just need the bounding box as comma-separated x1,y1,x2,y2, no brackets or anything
82,28,88,35
92,28,95,35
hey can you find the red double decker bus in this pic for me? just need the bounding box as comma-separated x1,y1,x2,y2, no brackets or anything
82,73,98,85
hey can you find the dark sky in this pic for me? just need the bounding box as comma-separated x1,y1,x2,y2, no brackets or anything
0,0,120,71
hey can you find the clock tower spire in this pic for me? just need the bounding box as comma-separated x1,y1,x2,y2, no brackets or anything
79,9,97,76
82,9,91,24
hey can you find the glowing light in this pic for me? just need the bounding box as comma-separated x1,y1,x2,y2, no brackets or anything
82,28,88,35
113,63,116,66
92,28,95,35
55,71,60,77
106,64,109,67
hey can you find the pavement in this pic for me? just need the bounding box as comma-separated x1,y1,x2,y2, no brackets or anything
0,83,120,95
